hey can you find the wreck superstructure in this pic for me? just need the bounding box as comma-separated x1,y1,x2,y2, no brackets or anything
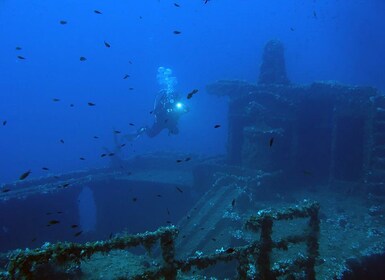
207,40,385,197
1,40,385,279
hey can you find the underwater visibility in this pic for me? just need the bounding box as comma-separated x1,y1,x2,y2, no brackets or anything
1,0,385,279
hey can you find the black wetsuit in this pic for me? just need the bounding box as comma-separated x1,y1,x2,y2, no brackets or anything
145,93,186,137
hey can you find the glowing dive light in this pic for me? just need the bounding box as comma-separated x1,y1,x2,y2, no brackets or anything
176,102,183,109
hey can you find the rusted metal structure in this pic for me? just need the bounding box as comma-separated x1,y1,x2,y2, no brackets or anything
3,201,320,280
207,40,385,197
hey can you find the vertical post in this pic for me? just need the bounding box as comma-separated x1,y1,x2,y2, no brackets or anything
257,216,275,280
160,230,178,279
237,252,249,280
306,204,320,280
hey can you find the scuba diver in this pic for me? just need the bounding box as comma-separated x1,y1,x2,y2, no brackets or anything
141,90,188,137
128,67,189,140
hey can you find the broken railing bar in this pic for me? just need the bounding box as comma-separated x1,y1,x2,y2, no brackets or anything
133,242,262,279
132,242,261,279
179,244,256,272
245,201,320,231
273,234,309,250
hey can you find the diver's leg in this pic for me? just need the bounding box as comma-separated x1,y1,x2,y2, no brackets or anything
146,123,163,138
123,126,148,141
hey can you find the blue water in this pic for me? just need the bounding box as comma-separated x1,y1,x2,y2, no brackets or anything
78,186,97,233
0,0,384,183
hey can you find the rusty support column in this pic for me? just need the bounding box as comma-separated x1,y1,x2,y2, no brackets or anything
160,230,178,279
257,216,275,280
305,203,320,280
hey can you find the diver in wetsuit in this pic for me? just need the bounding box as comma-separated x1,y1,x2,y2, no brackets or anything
140,90,188,137
128,67,188,140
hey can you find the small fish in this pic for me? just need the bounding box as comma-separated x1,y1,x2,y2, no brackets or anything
185,157,191,162
129,123,135,126
19,170,31,180
187,89,198,99
79,56,87,61
108,153,115,157
88,102,95,106
226,248,235,254
79,157,85,160
57,211,63,214
60,139,65,144
200,227,205,230
211,238,217,241
176,186,183,193
1,188,10,193
2,120,7,126
174,3,180,7
166,220,172,224
132,197,137,202
167,208,170,215
100,153,107,158
52,98,60,102
156,194,162,198
48,220,60,225
31,238,37,242
93,136,99,139
123,74,130,79
15,47,22,50
129,60,133,64
173,30,181,35
94,10,102,14
129,87,134,90
70,104,74,107
290,27,295,31
42,167,49,171
17,55,25,60
46,212,53,215
269,137,274,147
231,199,236,207
214,124,221,128
104,41,111,48
313,10,317,19
59,20,67,25
204,0,210,4
71,224,78,228
114,130,121,134
149,110,154,114
176,159,183,163
74,231,83,237
120,143,126,147
61,183,70,188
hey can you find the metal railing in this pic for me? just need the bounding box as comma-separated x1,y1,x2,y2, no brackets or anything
3,201,320,280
